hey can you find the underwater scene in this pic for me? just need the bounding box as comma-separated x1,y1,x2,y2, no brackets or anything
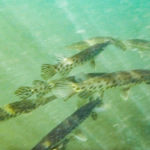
0,0,150,150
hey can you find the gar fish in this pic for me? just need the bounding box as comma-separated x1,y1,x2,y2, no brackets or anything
66,36,126,51
52,69,150,100
32,98,101,150
0,95,56,121
41,41,110,80
122,39,150,51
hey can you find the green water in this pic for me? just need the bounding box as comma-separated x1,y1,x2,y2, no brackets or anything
0,0,150,150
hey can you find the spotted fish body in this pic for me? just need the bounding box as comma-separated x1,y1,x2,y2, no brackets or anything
53,69,150,100
32,98,101,150
74,69,150,98
0,96,56,121
41,41,110,80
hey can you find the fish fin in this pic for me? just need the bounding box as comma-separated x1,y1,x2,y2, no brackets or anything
120,87,130,101
89,95,103,120
91,111,98,120
32,80,45,87
55,55,67,63
55,138,70,150
93,105,106,113
14,86,33,99
41,64,56,80
73,129,87,142
66,41,89,51
70,73,92,83
51,80,75,99
111,39,127,50
65,76,80,83
89,59,96,69
91,103,104,120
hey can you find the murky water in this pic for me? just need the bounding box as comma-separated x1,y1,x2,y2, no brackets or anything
0,0,150,149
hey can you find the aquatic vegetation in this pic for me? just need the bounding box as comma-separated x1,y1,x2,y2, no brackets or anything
32,98,101,150
41,41,110,80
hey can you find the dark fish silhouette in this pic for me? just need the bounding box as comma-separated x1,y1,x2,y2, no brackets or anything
32,98,101,150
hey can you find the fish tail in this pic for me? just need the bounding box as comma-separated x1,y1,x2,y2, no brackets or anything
0,100,36,121
14,86,34,100
41,64,56,80
0,96,56,121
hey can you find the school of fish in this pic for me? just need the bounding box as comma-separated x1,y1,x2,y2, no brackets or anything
0,36,150,150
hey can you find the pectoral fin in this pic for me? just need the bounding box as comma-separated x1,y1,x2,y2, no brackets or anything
111,39,127,50
91,111,98,120
51,80,75,100
73,129,87,142
89,59,96,69
120,87,130,101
